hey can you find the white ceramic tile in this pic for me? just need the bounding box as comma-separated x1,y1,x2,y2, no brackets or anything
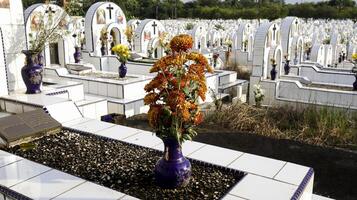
188,145,243,166
45,101,82,123
95,125,141,140
71,119,115,133
11,169,85,200
312,194,335,200
54,181,125,200
0,159,51,187
274,162,310,185
62,117,92,127
228,153,286,178
221,194,247,200
107,84,118,98
229,174,297,200
97,82,108,96
153,140,206,156
123,131,162,148
120,195,140,200
88,81,98,94
0,151,22,167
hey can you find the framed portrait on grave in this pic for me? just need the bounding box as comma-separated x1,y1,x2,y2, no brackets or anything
0,0,10,8
116,10,124,24
31,12,42,31
96,9,106,24
144,31,151,41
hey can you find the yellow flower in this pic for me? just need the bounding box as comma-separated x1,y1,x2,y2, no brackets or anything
352,53,357,61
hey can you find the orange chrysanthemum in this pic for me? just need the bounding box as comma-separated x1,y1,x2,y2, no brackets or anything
170,34,193,53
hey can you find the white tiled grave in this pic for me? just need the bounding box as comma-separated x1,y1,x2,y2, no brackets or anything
0,150,133,200
59,117,316,200
0,115,320,200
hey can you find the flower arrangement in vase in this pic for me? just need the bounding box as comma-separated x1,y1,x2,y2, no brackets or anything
24,5,69,94
144,34,214,188
270,58,277,80
124,26,134,50
284,54,290,75
112,44,130,78
253,84,265,107
352,53,357,91
100,29,108,56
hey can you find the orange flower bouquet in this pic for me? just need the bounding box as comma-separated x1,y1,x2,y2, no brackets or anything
145,34,214,188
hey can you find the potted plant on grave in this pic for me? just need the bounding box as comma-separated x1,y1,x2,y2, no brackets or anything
144,34,214,189
112,44,131,78
284,54,290,75
270,58,277,80
352,53,357,91
24,6,69,94
253,83,265,108
100,29,108,56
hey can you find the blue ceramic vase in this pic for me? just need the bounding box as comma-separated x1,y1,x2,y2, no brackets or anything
74,47,81,63
154,138,192,189
21,50,43,94
119,62,127,78
284,60,290,75
353,75,357,91
271,64,277,80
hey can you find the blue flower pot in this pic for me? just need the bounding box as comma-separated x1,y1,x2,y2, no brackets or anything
74,47,81,63
21,50,43,94
154,138,191,189
284,60,290,75
119,62,127,78
271,64,277,80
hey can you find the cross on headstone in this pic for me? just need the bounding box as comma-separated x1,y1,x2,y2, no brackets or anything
152,21,158,34
136,21,140,26
272,25,277,40
45,6,55,14
106,4,114,19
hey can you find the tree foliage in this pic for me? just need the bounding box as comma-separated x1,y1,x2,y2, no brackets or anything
22,0,357,20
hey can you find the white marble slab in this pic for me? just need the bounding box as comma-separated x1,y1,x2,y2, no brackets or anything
228,153,286,178
0,151,22,167
11,169,85,200
95,124,141,140
274,162,310,185
312,194,335,200
153,140,206,156
70,119,115,133
0,159,50,187
45,101,83,123
229,174,297,200
222,194,247,200
54,181,125,200
0,112,11,119
120,195,140,200
188,144,243,166
123,131,162,148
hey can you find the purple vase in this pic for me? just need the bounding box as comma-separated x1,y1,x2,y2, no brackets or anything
154,138,192,189
271,64,277,80
119,62,127,78
74,47,81,63
21,50,43,94
353,75,357,91
284,60,290,75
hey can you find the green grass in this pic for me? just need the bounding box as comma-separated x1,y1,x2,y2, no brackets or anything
204,103,357,149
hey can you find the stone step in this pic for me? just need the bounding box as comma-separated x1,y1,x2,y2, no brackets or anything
312,194,335,200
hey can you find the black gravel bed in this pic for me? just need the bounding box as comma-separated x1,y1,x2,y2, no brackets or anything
5,130,245,200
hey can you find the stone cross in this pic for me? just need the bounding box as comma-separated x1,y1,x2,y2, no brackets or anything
45,6,55,14
106,4,114,19
272,25,277,41
152,21,157,34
